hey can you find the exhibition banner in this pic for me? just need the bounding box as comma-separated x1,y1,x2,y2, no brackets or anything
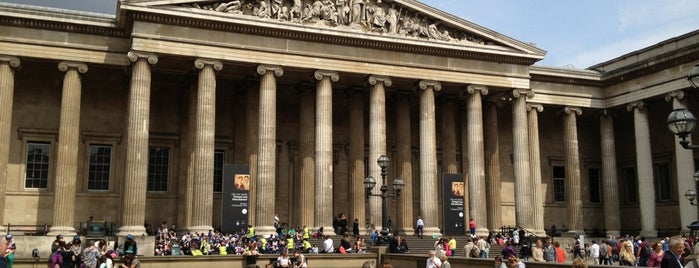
222,164,250,233
442,173,465,236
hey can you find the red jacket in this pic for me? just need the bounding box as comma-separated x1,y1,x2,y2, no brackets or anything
555,246,566,263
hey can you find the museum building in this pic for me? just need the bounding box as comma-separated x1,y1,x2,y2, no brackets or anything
1,0,698,240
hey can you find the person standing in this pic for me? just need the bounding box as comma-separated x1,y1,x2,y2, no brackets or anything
293,250,307,268
416,216,424,239
477,236,489,258
647,242,664,267
440,255,451,268
590,240,600,265
353,219,360,237
543,238,557,262
242,243,259,268
469,218,476,237
554,242,566,264
660,238,684,268
532,239,545,262
426,250,442,268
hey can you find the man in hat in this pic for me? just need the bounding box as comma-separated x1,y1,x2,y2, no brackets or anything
123,234,138,256
5,235,14,250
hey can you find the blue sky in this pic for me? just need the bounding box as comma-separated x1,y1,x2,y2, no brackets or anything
3,0,699,69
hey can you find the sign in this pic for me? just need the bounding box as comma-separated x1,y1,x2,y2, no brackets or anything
442,173,465,236
222,164,250,233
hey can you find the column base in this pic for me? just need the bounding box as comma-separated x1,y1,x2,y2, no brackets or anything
529,229,547,238
254,225,277,237
315,226,336,236
116,225,147,237
47,226,77,236
422,227,442,238
639,230,657,238
563,230,584,237
605,230,620,237
396,227,415,236
474,227,490,238
187,225,214,235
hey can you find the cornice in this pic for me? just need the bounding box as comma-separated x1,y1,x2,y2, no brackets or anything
0,3,126,37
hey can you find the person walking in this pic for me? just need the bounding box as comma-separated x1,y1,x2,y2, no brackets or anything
660,237,684,268
416,216,424,239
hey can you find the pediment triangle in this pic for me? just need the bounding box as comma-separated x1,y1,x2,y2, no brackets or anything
122,0,545,57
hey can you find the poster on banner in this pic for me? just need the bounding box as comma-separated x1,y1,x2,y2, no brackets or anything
442,173,465,236
222,164,250,233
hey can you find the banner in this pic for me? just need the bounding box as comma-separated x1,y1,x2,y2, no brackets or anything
442,173,465,236
222,164,250,233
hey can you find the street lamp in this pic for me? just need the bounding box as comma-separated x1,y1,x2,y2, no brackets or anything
686,189,697,206
364,154,404,242
670,64,699,206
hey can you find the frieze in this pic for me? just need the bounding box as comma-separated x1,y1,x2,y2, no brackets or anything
180,0,495,46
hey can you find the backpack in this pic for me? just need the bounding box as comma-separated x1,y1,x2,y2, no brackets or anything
641,243,652,258
470,246,480,257
599,244,608,258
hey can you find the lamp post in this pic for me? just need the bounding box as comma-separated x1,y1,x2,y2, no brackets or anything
667,63,699,205
364,154,404,243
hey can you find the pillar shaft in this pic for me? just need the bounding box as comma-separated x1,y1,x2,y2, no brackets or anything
441,100,458,173
466,85,489,236
298,86,315,228
118,52,157,236
527,104,545,236
49,61,88,236
484,102,502,232
246,84,259,226
600,112,621,236
419,80,441,235
627,101,657,238
665,91,698,232
511,90,532,230
255,65,283,235
395,93,414,235
0,56,20,233
563,107,583,234
177,81,197,230
188,59,222,233
314,70,338,234
348,91,365,233
368,75,391,229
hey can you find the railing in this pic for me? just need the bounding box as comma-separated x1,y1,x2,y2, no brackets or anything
6,223,50,236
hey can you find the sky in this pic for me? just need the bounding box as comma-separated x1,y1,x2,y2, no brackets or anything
2,0,699,69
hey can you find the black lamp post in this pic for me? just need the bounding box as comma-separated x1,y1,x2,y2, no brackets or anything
668,63,699,205
364,154,404,242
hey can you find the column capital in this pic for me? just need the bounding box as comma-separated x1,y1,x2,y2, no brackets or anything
257,64,284,77
626,101,646,112
194,58,223,71
526,103,544,112
511,89,534,99
598,109,616,119
418,80,442,92
313,70,339,82
0,55,20,68
665,90,685,102
127,51,158,65
368,75,392,87
58,61,88,73
464,84,488,95
563,106,582,116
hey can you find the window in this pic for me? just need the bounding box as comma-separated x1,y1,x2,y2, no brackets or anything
148,147,170,192
654,163,671,201
553,166,565,202
588,167,601,203
622,167,638,203
213,150,224,193
87,145,112,191
25,142,50,189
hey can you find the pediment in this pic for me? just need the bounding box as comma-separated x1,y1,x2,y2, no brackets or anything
121,0,545,60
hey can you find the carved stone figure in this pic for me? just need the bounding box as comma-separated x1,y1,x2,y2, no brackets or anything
369,1,386,31
254,0,270,18
350,0,364,24
336,0,349,25
215,1,242,13
271,0,282,19
386,3,400,34
289,0,303,21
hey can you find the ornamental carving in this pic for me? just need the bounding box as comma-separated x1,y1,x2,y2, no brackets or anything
181,0,494,46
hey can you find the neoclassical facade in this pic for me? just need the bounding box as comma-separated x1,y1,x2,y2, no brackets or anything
0,0,698,239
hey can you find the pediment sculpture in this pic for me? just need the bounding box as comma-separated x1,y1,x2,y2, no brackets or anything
180,0,495,46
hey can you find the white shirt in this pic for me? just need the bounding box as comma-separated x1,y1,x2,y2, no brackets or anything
324,238,334,253
417,219,424,227
590,243,600,258
426,256,442,268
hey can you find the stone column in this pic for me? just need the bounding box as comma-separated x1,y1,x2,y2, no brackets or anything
314,70,339,235
484,102,502,232
368,75,391,229
188,59,222,233
511,89,533,230
441,99,458,173
118,51,157,236
627,101,657,238
256,65,283,235
665,91,698,232
527,103,546,236
348,90,365,233
0,56,20,234
395,92,414,235
246,84,259,226
297,85,315,228
599,111,621,237
563,107,583,235
47,61,88,236
418,80,441,236
465,85,489,236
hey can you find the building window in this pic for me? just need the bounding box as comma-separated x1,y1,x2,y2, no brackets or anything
148,147,170,192
588,167,601,203
213,150,224,193
87,145,112,191
654,163,671,201
553,165,565,202
25,142,50,189
622,167,638,203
